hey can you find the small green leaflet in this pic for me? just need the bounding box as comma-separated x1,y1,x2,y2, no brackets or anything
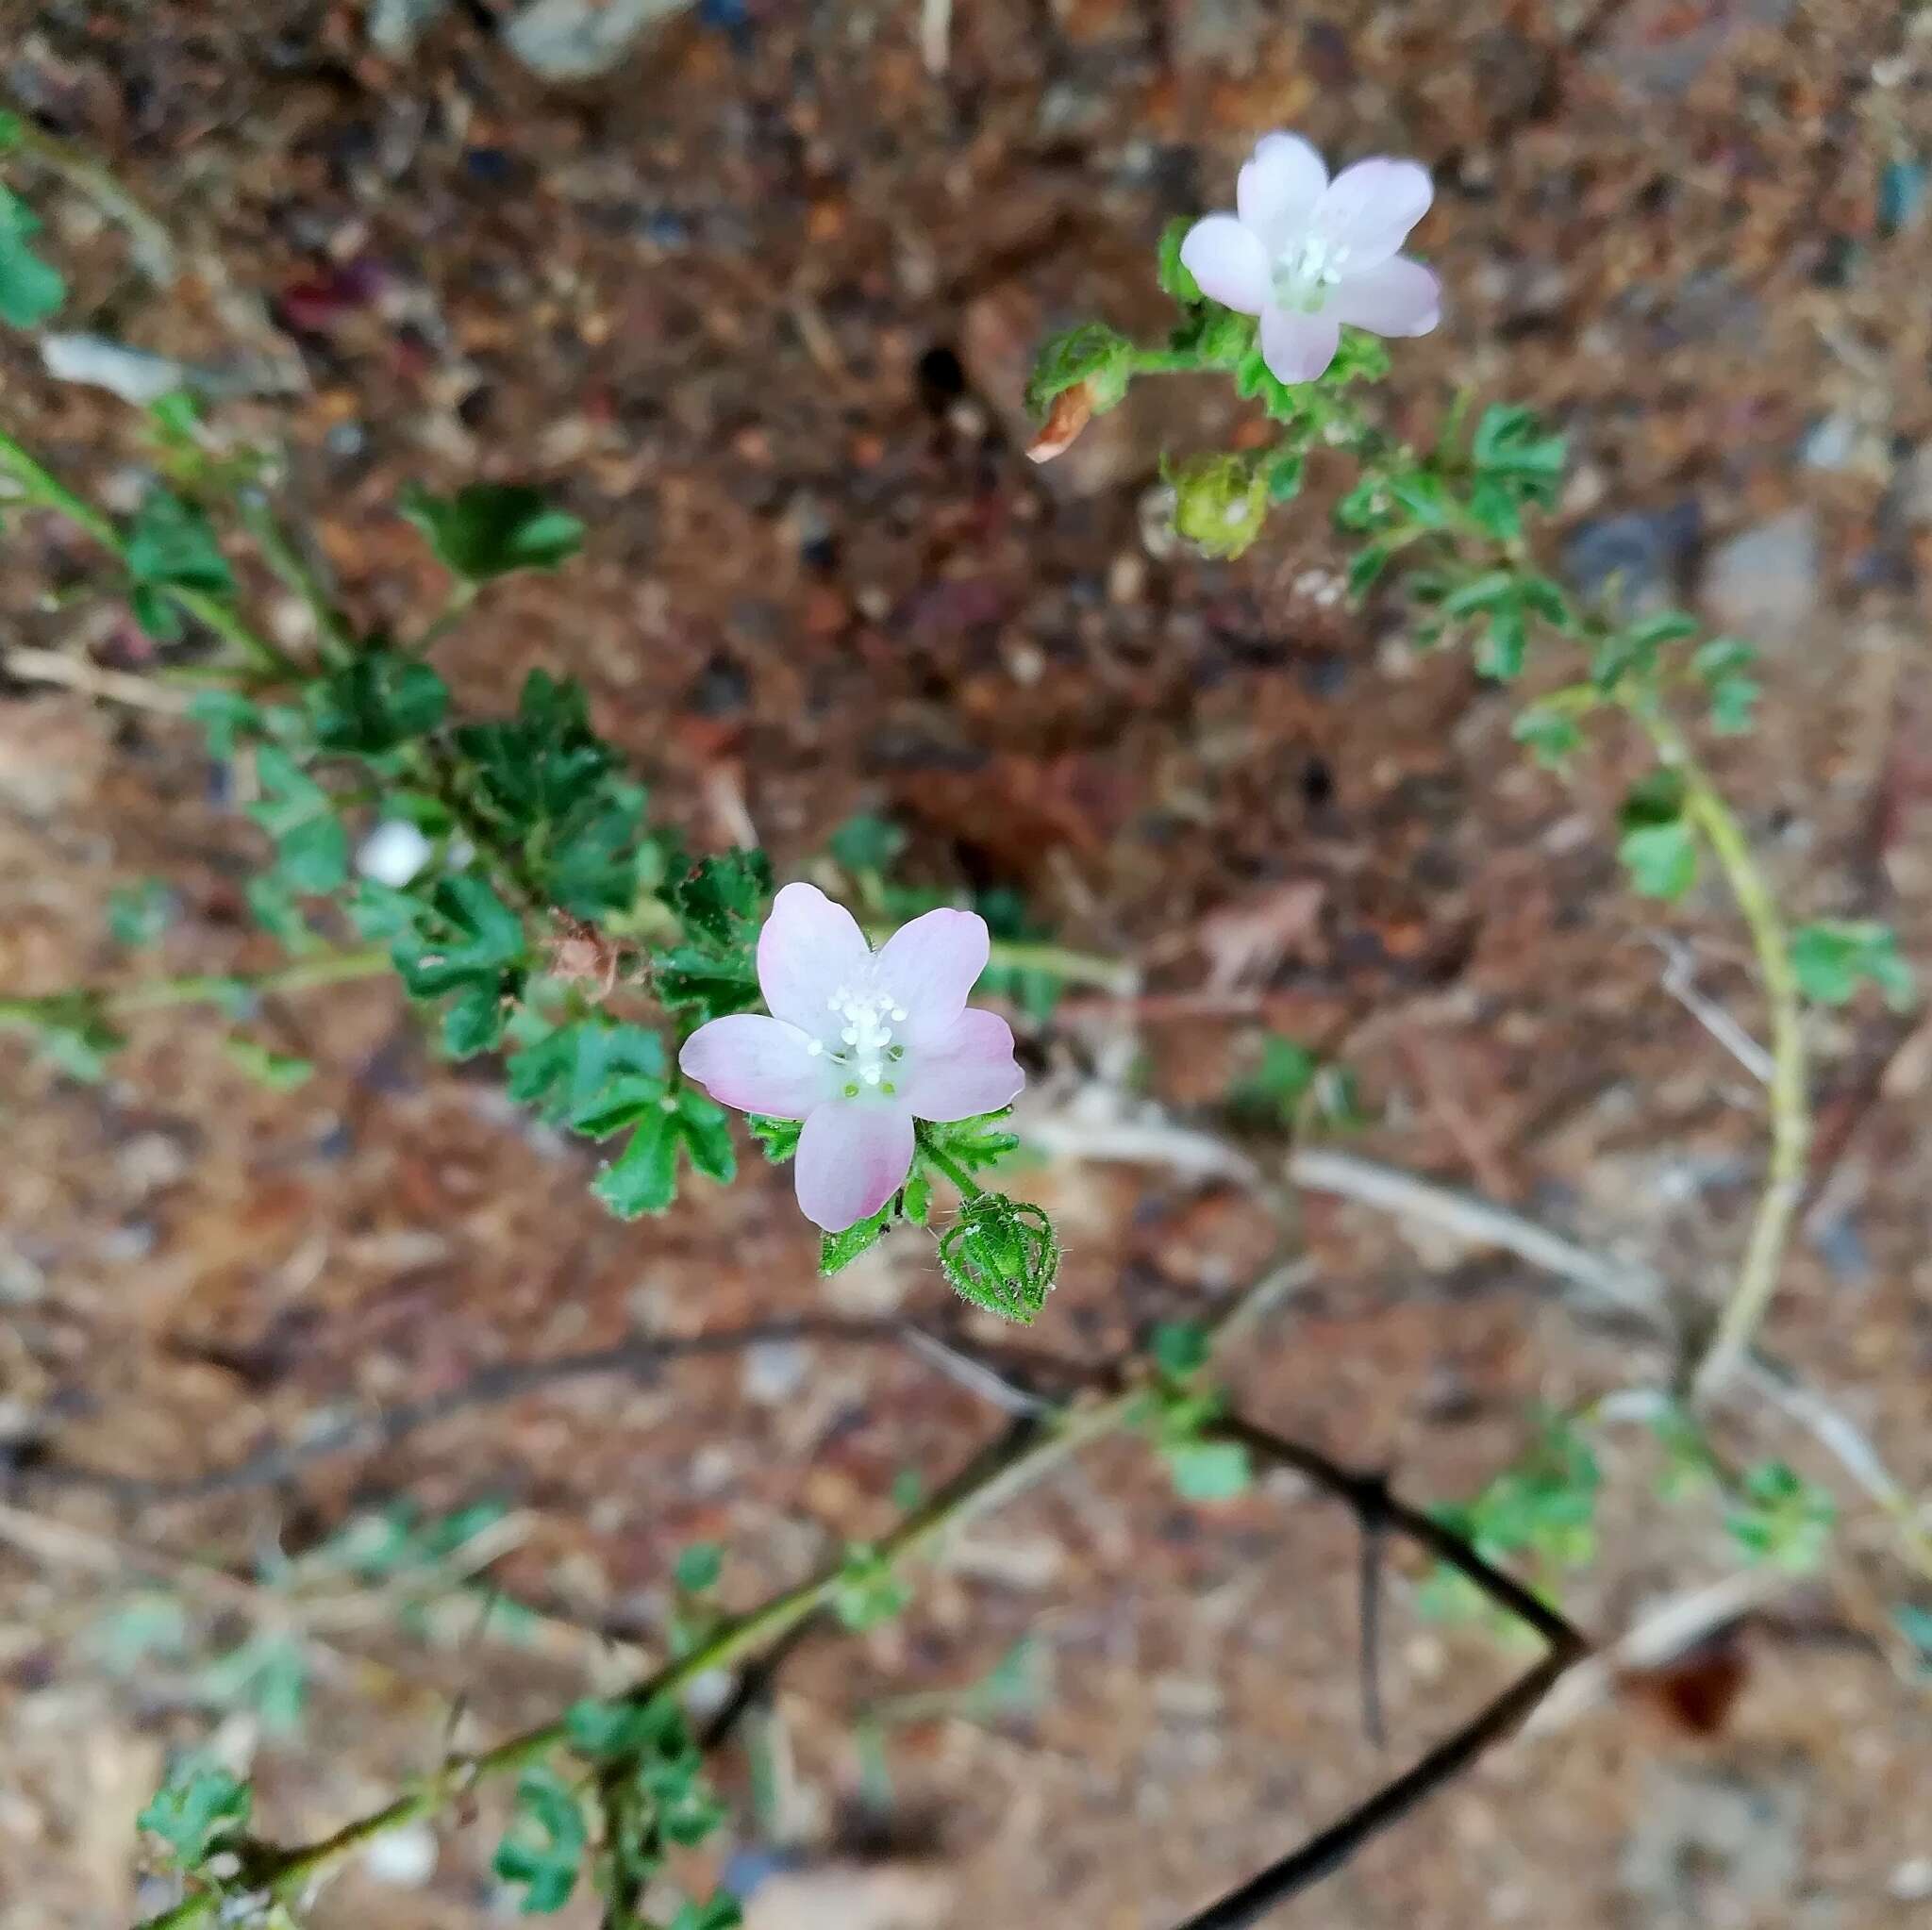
1155,217,1203,305
1165,1437,1253,1502
0,182,65,328
124,487,235,641
493,1764,587,1914
222,1039,315,1091
592,1089,736,1219
652,848,772,1020
138,1762,251,1870
1617,771,1698,901
247,746,349,896
308,653,448,754
402,482,585,582
1790,920,1915,1009
820,1199,894,1275
835,1543,913,1631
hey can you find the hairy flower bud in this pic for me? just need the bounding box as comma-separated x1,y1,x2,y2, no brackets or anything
938,1194,1059,1324
1169,454,1270,559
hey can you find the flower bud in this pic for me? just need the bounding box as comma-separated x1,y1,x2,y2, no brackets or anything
1168,454,1270,559
938,1194,1059,1323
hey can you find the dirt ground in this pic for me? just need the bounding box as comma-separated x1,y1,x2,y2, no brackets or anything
2,1,1930,1925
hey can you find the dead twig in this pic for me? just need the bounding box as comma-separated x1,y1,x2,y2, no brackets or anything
1168,1416,1587,1929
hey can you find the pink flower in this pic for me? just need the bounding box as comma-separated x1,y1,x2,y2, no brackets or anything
1179,132,1441,386
678,883,1024,1232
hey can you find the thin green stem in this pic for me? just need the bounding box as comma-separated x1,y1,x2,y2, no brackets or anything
0,429,300,678
409,580,480,657
984,936,1139,995
234,491,357,667
136,1381,1145,1928
0,947,389,1029
1641,731,1812,1402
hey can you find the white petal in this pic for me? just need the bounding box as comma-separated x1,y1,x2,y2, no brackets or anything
875,907,989,1043
1237,132,1328,253
1330,257,1441,337
1259,307,1341,385
794,1100,914,1232
1178,215,1270,315
679,1014,830,1118
756,881,872,1034
1311,158,1434,270
900,1010,1024,1123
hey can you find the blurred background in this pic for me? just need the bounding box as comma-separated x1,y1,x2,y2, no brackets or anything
1,1,1929,1925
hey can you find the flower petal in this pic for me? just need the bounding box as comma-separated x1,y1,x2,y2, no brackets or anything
757,881,872,1034
794,1100,914,1232
900,1009,1024,1123
1259,306,1341,385
1311,158,1434,270
874,907,989,1043
1237,132,1328,253
679,1013,830,1119
1330,256,1441,337
1178,215,1270,315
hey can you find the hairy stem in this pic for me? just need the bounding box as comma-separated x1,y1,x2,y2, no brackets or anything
1639,728,1812,1399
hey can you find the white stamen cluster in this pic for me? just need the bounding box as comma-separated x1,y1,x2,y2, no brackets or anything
818,983,908,1094
1276,232,1349,313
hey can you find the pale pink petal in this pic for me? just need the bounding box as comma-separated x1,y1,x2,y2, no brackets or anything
1330,256,1441,336
1310,158,1434,270
1259,306,1341,385
679,1013,830,1119
875,907,989,1043
757,881,871,1034
1178,215,1270,314
1237,132,1328,253
794,1100,914,1231
899,1009,1024,1123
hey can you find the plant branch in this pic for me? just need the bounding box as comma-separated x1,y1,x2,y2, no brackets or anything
1655,742,1813,1402
0,429,299,677
0,946,390,1032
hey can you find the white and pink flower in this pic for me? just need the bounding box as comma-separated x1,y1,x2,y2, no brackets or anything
1180,132,1441,386
678,884,1024,1233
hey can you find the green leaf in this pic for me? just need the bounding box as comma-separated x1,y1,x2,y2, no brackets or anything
108,879,175,949
1024,321,1133,417
0,183,65,328
1617,772,1698,900
652,849,772,1021
593,1109,681,1218
1323,328,1392,387
1165,1437,1253,1502
747,1114,802,1162
1474,606,1527,680
125,487,235,597
248,747,349,895
308,654,448,754
675,1090,736,1184
138,1762,251,1870
493,1765,587,1914
1790,920,1916,1009
222,1039,315,1091
917,1108,1020,1173
1511,692,1594,769
1264,449,1306,504
188,690,263,759
1227,1034,1319,1123
834,1543,912,1631
1151,1320,1212,1380
1441,570,1515,618
1155,218,1203,305
1724,1459,1835,1573
391,873,526,997
441,980,508,1057
403,482,585,582
675,1543,724,1593
820,1200,895,1275
1346,541,1395,599
669,1898,744,1930
828,813,907,873
1470,403,1567,485
508,1017,666,1126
